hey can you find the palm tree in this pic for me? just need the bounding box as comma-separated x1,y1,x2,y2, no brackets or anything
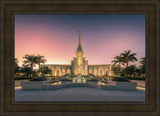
22,54,38,77
111,55,124,72
36,54,47,76
140,57,146,66
122,65,136,77
139,57,146,77
135,68,141,77
120,50,137,67
40,66,51,76
14,58,20,77
14,58,18,67
111,66,121,76
20,66,32,77
129,65,137,77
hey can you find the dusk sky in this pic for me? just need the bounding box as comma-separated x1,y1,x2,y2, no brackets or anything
15,14,145,67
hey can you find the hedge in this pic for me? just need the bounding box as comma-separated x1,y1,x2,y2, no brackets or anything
14,77,32,80
126,77,145,80
30,77,47,81
112,77,130,82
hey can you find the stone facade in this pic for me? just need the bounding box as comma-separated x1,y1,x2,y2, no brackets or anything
41,29,113,76
41,64,72,76
88,65,112,76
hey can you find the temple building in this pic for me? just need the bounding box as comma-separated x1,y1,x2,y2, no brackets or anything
41,29,113,76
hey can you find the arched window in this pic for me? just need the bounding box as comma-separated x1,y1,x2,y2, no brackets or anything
51,68,54,76
56,70,60,76
89,69,92,73
100,70,103,76
62,69,65,75
94,69,97,75
67,69,70,74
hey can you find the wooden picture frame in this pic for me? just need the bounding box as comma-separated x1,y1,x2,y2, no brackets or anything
0,0,159,115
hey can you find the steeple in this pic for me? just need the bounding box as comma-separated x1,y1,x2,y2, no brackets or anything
76,28,83,52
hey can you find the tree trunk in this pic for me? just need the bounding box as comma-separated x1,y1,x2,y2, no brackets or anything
119,62,121,75
126,61,128,67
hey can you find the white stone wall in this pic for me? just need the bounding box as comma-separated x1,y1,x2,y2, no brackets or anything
41,64,71,76
88,65,112,76
41,64,115,76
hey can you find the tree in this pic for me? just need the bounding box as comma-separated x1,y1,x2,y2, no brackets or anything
14,58,18,67
121,65,136,77
111,55,124,72
129,65,137,76
111,65,121,76
36,54,47,76
20,66,32,77
22,54,38,77
40,66,51,76
140,57,146,66
120,50,137,67
135,68,141,77
14,58,20,77
139,57,146,77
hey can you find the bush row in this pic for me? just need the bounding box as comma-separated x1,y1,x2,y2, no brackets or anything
14,77,32,80
60,78,72,81
112,77,130,82
126,77,145,80
30,77,47,81
86,78,98,81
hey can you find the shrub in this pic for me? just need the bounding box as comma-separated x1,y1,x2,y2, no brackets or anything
100,80,108,83
60,77,71,81
126,77,145,81
64,73,70,76
87,78,98,81
60,78,71,81
14,76,32,80
29,77,47,81
89,73,96,76
112,76,130,82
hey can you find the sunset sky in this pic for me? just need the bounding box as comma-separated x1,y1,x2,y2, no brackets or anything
15,14,145,67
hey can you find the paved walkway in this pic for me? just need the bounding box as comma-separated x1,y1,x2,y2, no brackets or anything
15,87,145,102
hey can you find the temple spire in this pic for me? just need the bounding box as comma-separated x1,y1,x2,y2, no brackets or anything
76,28,83,51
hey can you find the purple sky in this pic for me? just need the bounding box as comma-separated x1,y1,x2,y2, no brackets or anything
15,14,145,67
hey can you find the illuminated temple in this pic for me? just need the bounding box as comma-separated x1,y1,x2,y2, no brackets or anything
41,29,113,76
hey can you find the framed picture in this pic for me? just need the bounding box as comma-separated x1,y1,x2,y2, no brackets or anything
0,0,159,116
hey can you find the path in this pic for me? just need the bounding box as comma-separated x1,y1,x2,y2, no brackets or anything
15,87,145,102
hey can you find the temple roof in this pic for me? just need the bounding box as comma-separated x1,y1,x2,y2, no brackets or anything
76,28,83,52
